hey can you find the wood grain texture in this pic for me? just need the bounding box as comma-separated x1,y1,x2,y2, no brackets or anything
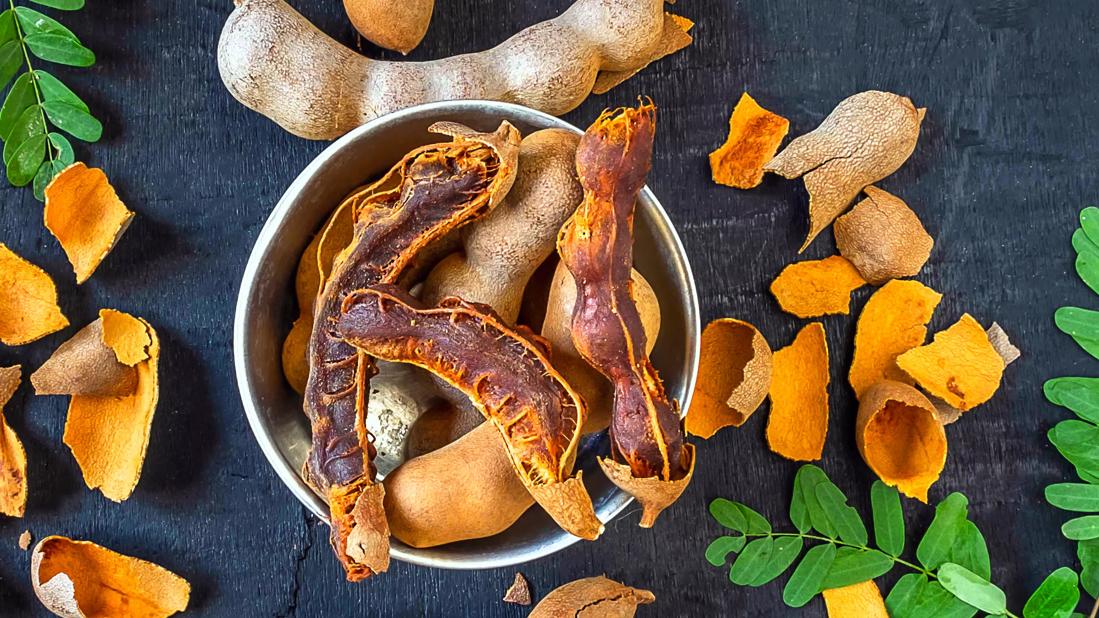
0,0,1094,615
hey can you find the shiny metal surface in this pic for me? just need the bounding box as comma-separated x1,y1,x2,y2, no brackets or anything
233,100,701,570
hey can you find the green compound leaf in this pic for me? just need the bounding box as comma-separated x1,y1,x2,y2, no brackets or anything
42,99,101,141
871,481,905,556
705,535,746,567
790,470,811,534
1022,567,1080,618
1082,206,1099,246
815,481,868,546
709,498,747,532
1044,377,1099,423
4,103,45,165
917,493,969,571
886,573,979,618
749,536,803,587
14,6,78,39
950,521,991,580
0,10,15,45
0,39,22,91
1076,251,1099,297
820,547,893,589
1080,538,1099,597
1049,420,1099,477
24,33,94,67
1055,306,1099,360
0,72,35,140
782,541,835,608
1046,483,1099,512
794,465,838,538
1062,515,1099,541
29,0,86,10
937,562,1007,615
35,70,89,111
729,537,773,586
6,132,46,186
48,131,74,165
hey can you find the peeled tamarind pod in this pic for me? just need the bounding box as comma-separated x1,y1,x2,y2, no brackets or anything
421,128,583,323
343,0,433,55
218,0,692,140
339,284,603,541
304,121,519,581
558,101,695,528
542,262,662,434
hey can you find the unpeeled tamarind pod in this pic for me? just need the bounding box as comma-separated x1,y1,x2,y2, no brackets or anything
557,101,695,528
304,122,519,581
338,284,603,541
343,0,433,55
218,0,691,140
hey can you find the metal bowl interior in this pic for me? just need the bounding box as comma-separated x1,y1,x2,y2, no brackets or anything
234,100,700,570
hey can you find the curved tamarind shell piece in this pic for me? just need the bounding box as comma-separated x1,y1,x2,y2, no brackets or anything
338,284,603,541
557,101,695,527
304,121,520,581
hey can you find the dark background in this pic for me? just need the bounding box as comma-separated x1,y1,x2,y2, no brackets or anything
0,0,1095,615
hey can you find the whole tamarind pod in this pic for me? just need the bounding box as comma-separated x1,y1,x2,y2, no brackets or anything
217,0,691,140
338,284,603,541
343,0,433,55
557,101,695,528
304,121,520,581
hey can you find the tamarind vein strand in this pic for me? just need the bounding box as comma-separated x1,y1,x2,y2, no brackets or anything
217,0,692,140
339,284,603,541
557,101,695,528
304,121,519,581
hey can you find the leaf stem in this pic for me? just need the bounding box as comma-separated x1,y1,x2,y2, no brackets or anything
1089,595,1098,618
746,531,934,576
8,0,55,164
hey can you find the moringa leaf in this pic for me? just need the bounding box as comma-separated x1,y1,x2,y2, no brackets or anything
42,99,101,141
1080,538,1099,597
820,547,893,589
6,132,46,186
0,72,35,140
790,471,810,533
4,103,44,164
0,10,15,45
949,521,991,580
35,70,89,111
750,536,803,587
1045,378,1099,423
733,502,772,535
937,562,1007,615
1076,251,1099,297
48,131,73,165
887,573,980,618
31,157,64,201
729,537,773,586
29,0,86,10
1062,515,1099,541
1049,421,1099,476
24,33,94,67
1055,307,1099,360
709,498,747,532
815,482,868,546
1046,483,1099,512
795,465,838,539
14,6,78,39
1082,207,1099,247
1022,567,1080,618
705,535,746,567
782,542,835,608
0,40,22,91
1073,228,1099,256
871,481,905,556
917,493,969,571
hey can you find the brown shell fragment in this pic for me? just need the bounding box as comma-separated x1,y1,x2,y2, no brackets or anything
19,530,32,550
304,121,520,580
856,380,947,502
600,444,696,527
557,102,693,527
0,365,27,517
834,186,933,284
503,572,532,606
31,319,137,397
0,244,68,346
31,535,190,618
592,13,694,95
530,576,656,618
764,91,926,251
686,318,773,438
709,92,791,189
339,285,602,540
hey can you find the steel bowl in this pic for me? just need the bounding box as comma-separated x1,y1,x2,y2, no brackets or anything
234,100,700,570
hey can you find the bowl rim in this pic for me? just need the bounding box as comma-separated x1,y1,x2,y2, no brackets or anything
233,99,701,570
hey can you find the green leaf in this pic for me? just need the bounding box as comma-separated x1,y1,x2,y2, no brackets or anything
1022,567,1080,618
709,498,747,532
790,472,810,534
1046,483,1099,512
1083,207,1099,247
35,70,89,111
782,542,836,608
1080,538,1099,597
42,100,101,142
6,132,46,186
820,547,893,589
871,481,905,556
24,33,95,67
31,157,63,201
1045,378,1099,424
0,72,35,140
1050,421,1099,476
795,465,838,538
1076,251,1099,297
1055,307,1099,360
1063,515,1099,540
815,482,868,546
1079,467,1099,485
949,521,991,580
937,562,1007,615
705,535,745,567
917,493,969,571
1074,228,1099,256
733,503,772,535
4,103,45,165
48,131,73,164
0,10,15,46
0,40,21,91
750,536,803,587
29,0,86,10
887,574,980,618
14,6,78,39
729,537,773,586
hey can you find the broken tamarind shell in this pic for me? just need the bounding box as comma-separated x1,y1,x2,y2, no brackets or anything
304,121,520,581
31,317,137,397
530,576,655,618
557,101,694,527
339,285,602,541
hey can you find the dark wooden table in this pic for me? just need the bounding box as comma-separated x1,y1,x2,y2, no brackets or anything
0,0,1095,615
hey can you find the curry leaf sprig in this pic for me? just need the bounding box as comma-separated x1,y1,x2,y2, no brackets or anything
0,0,101,200
706,465,1083,617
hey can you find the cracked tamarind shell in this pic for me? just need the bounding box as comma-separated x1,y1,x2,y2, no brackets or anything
834,185,933,284
31,316,138,398
0,365,27,518
530,576,655,618
686,318,773,438
764,91,926,251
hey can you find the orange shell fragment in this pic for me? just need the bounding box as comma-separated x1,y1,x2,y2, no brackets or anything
99,309,151,367
770,255,867,318
823,580,889,618
897,313,1005,412
856,380,947,502
44,163,134,284
31,535,189,618
849,279,942,398
64,314,159,502
0,243,68,346
686,318,773,438
834,186,933,284
766,322,830,461
709,92,790,189
0,365,27,517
